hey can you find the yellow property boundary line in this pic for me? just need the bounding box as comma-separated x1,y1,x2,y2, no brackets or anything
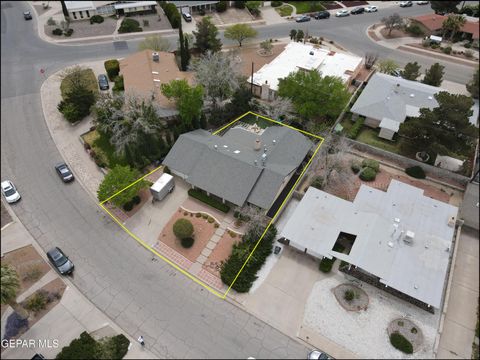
98,111,324,299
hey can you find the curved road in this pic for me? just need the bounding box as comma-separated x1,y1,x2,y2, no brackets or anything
1,1,475,358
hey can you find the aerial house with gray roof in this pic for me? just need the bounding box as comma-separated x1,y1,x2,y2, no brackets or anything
162,124,313,211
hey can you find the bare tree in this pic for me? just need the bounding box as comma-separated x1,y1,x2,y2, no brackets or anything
238,204,268,239
138,35,171,51
254,97,294,122
364,52,378,70
381,13,404,36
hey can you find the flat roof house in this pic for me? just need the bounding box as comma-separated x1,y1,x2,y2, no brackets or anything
119,49,194,118
163,124,313,210
248,42,363,101
64,1,157,20
167,1,220,13
350,72,479,140
280,180,459,309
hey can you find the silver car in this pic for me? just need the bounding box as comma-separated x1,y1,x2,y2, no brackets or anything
47,247,74,275
1,180,21,203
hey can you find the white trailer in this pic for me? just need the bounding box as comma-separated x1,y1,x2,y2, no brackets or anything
150,173,174,201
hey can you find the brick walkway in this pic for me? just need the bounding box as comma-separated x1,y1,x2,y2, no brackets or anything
153,241,193,271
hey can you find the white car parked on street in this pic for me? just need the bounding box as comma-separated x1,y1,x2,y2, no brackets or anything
365,5,378,12
1,180,21,203
335,9,350,17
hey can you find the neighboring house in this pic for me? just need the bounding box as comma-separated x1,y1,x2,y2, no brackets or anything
119,49,193,118
248,42,363,101
167,1,221,13
350,73,479,140
280,180,459,310
64,1,157,20
409,13,479,41
163,125,313,210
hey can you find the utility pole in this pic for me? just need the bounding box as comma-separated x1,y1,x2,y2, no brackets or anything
250,62,254,94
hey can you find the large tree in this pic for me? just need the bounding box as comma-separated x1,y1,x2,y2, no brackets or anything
430,1,460,14
442,14,466,40
179,24,188,71
422,62,445,87
161,79,204,127
138,35,170,51
97,165,148,206
190,50,242,110
277,69,350,121
399,92,476,156
193,16,222,54
1,265,29,320
224,23,258,47
400,61,421,81
255,97,294,122
376,59,399,75
466,68,479,99
381,13,403,36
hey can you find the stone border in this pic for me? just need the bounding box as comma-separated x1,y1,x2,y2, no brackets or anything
333,283,369,312
180,206,221,226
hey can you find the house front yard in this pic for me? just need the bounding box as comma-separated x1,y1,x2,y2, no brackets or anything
81,129,127,169
287,1,325,14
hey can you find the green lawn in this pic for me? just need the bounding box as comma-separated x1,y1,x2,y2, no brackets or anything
287,1,324,14
356,127,403,154
275,4,293,16
82,129,127,168
60,68,99,99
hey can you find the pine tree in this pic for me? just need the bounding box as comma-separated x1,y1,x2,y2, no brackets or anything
173,126,180,140
184,36,190,69
200,113,207,129
192,116,200,129
166,130,174,147
422,63,445,87
179,24,187,71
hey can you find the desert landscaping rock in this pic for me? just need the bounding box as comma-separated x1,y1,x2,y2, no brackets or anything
333,283,369,312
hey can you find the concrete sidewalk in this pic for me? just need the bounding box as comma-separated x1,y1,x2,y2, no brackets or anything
1,200,156,359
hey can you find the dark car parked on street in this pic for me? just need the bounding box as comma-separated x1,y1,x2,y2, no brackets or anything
23,11,32,20
98,74,109,90
350,7,365,15
47,247,74,275
55,162,74,182
295,15,311,22
314,11,330,19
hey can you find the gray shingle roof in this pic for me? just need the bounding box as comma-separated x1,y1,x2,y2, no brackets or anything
163,126,313,208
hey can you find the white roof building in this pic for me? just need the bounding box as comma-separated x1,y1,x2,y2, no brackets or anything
280,180,458,308
249,42,363,92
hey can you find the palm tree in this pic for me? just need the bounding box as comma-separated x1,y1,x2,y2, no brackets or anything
442,15,466,41
1,265,29,319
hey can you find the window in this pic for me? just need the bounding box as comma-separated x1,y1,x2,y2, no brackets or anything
86,10,90,17
72,11,77,19
79,11,83,18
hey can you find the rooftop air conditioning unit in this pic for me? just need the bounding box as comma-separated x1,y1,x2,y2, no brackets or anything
403,230,415,244
152,52,159,62
447,215,456,228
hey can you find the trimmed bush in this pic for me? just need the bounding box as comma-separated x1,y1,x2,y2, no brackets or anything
390,332,413,354
361,159,379,172
173,218,194,239
195,212,202,218
113,75,124,93
181,237,194,248
188,189,230,213
351,162,361,174
344,289,355,301
104,59,120,81
464,42,472,49
348,117,365,139
118,18,142,34
89,15,104,24
132,195,141,204
405,165,426,179
64,28,74,37
405,24,424,36
24,291,48,313
465,49,474,58
359,167,377,181
271,0,283,7
442,46,452,54
123,201,134,212
207,217,215,223
47,17,56,26
319,257,336,273
431,43,440,49
23,265,42,282
52,28,63,36
310,176,324,190
216,0,227,12
234,0,246,9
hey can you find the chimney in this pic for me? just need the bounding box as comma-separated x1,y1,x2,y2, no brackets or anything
254,138,261,151
447,215,456,227
152,52,159,62
261,153,267,166
261,81,270,100
403,230,415,244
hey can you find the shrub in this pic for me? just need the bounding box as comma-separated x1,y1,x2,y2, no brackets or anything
216,0,227,12
405,165,426,179
118,18,142,34
173,218,194,239
390,332,413,354
104,59,120,81
47,17,56,26
24,291,48,313
52,28,63,36
329,40,334,44
183,211,188,216
398,320,404,326
234,0,246,9
3,312,29,341
405,24,424,36
64,28,74,37
411,327,418,334
84,142,91,150
112,75,124,92
132,195,141,204
202,213,208,219
181,237,194,248
207,217,215,223
442,46,452,54
123,201,134,211
465,49,474,58
56,331,98,359
23,266,42,282
464,42,472,49
351,162,361,174
143,19,149,27
431,43,439,49
359,167,377,181
195,212,202,218
361,159,379,172
348,117,365,139
310,176,324,190
271,0,283,7
188,189,230,213
344,289,355,301
214,223,219,228
89,15,104,24
109,334,130,359
163,166,171,174
319,257,335,273
422,39,430,47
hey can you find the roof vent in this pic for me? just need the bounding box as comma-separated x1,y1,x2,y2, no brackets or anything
414,284,418,289
254,138,261,151
263,146,267,153
309,51,314,55
234,150,240,154
152,52,159,62
254,159,258,165
410,93,415,98
428,96,433,100
272,139,276,145
261,153,267,166
388,241,394,248
403,231,415,244
223,145,228,148
448,215,456,227
214,145,218,150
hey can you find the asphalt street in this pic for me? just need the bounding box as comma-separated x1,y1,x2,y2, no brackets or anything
0,1,476,358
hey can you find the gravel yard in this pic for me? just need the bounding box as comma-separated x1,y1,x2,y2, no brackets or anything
303,277,439,359
44,17,117,39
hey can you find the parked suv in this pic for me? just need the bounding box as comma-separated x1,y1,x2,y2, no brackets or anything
350,7,365,15
314,11,330,19
182,10,192,22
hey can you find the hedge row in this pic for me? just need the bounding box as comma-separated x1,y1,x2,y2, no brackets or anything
319,257,336,273
161,2,181,29
220,225,277,292
118,18,142,34
348,117,365,139
56,331,130,359
405,165,426,179
187,189,230,213
104,59,120,81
